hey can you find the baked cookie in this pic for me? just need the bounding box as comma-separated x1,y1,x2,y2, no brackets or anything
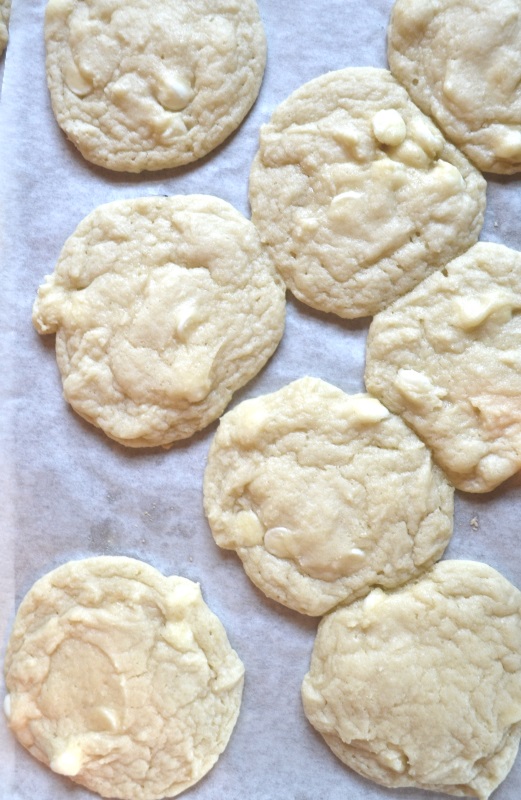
365,242,521,493
388,0,521,174
3,556,244,800
203,377,453,616
0,0,10,55
44,0,266,172
249,67,486,319
302,560,521,799
32,195,285,448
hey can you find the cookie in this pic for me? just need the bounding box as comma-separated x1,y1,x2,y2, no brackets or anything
32,195,285,448
203,377,453,616
388,0,521,174
44,0,266,172
302,560,521,799
3,556,244,800
249,67,486,319
365,242,521,493
0,0,10,55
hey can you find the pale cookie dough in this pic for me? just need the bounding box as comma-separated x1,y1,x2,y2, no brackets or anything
249,67,486,319
32,195,285,448
365,242,521,493
0,0,10,55
203,377,453,616
44,0,266,172
388,0,521,174
302,560,521,799
3,556,244,800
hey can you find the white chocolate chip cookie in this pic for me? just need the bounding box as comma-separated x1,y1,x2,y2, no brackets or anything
302,560,521,799
3,556,244,800
388,0,521,174
249,67,486,319
0,0,10,55
203,377,453,616
32,195,285,447
44,0,266,172
365,242,521,493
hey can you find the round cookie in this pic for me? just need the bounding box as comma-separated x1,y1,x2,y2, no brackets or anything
3,556,245,800
365,242,521,493
32,195,286,448
44,0,266,172
388,0,521,174
203,377,454,616
0,0,10,55
302,560,521,799
249,67,486,319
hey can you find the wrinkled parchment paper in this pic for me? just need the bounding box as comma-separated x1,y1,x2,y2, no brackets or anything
1,1,520,799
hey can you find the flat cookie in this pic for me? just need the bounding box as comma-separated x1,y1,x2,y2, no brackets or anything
365,242,521,493
44,0,266,172
249,67,486,319
32,195,285,447
388,0,521,174
203,377,453,616
302,560,521,799
0,0,10,55
3,556,244,800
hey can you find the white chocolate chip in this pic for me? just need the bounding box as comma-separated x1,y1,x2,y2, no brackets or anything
232,405,269,445
478,454,514,484
159,116,189,142
164,579,201,617
379,748,407,774
162,621,196,652
430,160,465,195
264,527,293,559
392,139,431,169
494,129,521,159
156,73,194,112
231,510,265,547
63,59,93,97
330,124,362,156
408,117,444,159
372,109,407,147
453,293,517,330
50,744,84,777
343,396,390,424
173,301,203,341
394,369,447,408
363,587,386,612
91,706,120,732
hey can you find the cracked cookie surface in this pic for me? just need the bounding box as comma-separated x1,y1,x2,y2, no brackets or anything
3,556,244,800
302,560,521,799
365,242,521,492
249,67,485,319
388,0,521,174
203,377,453,616
45,0,266,171
32,195,285,448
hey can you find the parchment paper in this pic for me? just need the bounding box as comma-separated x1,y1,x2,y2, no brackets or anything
1,2,520,799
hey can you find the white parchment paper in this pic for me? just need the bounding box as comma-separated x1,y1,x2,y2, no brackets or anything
1,1,520,799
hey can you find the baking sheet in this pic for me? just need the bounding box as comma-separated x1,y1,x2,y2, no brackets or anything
1,1,520,799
